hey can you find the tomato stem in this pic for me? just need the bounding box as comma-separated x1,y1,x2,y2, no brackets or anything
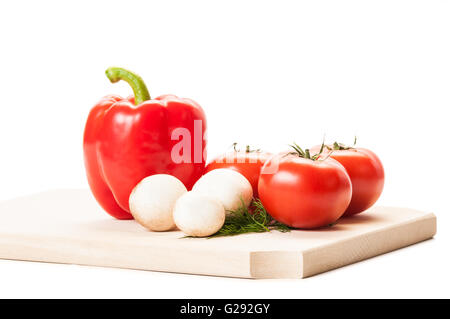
289,142,325,161
329,136,358,151
232,143,261,153
305,149,311,159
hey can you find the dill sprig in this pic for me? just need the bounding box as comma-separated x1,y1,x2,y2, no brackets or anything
207,199,291,238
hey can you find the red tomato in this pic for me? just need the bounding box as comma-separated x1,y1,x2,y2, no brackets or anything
206,145,271,197
258,146,352,229
311,143,384,216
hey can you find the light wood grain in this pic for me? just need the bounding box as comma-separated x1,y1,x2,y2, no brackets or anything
0,189,436,278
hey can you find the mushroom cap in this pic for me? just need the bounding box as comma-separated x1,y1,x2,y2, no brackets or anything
174,192,225,237
129,174,187,231
192,168,253,212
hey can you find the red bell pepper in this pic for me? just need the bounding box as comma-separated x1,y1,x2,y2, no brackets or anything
83,67,207,219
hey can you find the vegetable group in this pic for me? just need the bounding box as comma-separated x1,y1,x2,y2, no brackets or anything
84,67,386,237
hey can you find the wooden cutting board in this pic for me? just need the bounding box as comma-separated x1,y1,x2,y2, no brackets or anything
0,189,436,279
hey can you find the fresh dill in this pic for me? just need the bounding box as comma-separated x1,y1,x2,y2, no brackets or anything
207,199,291,238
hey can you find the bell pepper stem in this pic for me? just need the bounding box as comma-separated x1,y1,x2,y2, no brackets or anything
105,67,151,105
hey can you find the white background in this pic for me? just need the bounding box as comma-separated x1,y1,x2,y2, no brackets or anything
0,0,449,298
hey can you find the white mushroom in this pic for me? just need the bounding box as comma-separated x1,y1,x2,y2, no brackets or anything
173,192,225,237
192,168,253,213
129,174,187,231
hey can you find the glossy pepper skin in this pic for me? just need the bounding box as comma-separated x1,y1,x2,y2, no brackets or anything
83,68,207,219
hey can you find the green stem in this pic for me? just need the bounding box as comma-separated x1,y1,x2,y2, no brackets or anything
305,149,311,159
105,67,151,105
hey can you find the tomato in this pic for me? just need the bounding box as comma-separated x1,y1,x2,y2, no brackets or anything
311,142,384,216
258,145,352,229
205,145,271,197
